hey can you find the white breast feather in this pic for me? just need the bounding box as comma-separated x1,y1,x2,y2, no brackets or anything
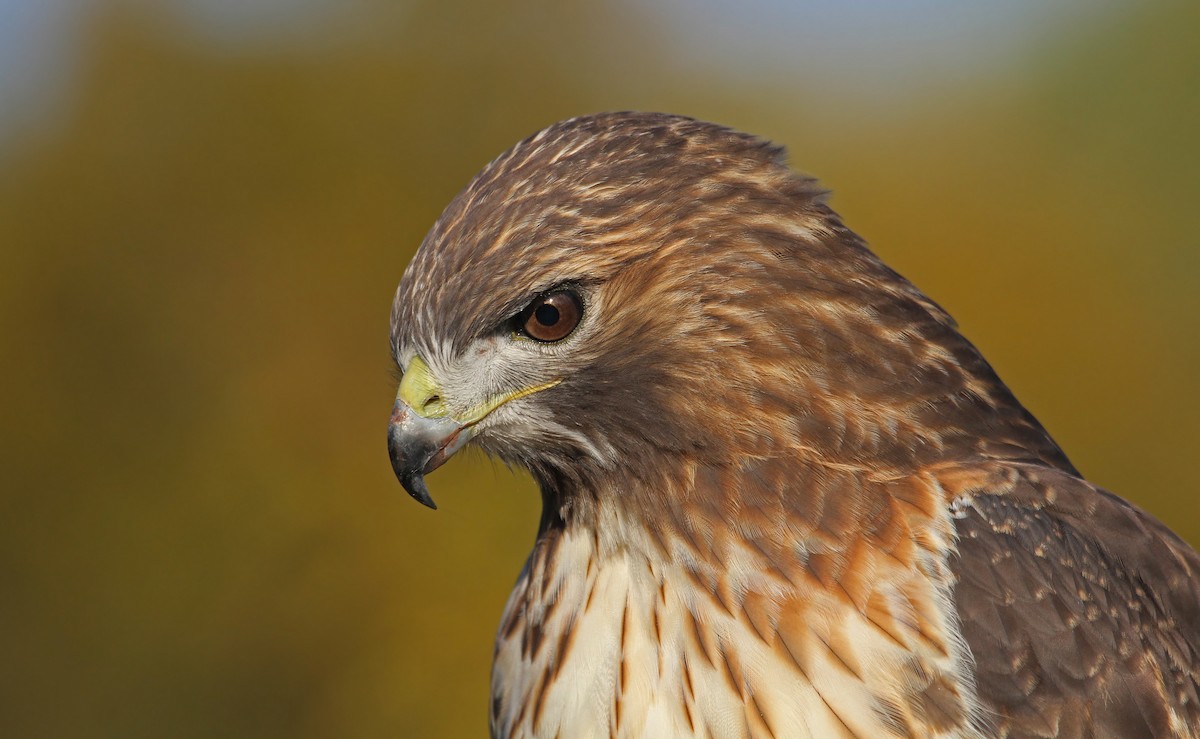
491,518,986,739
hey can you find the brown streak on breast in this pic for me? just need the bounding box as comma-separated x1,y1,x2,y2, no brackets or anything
863,592,911,649
832,579,869,621
776,613,814,681
682,655,697,701
805,551,842,591
745,691,778,739
618,599,630,697
813,686,862,739
906,592,951,659
688,610,722,668
678,516,713,562
540,533,562,598
531,674,552,733
813,627,863,680
644,520,673,559
683,564,722,610
652,606,664,678
682,691,696,733
583,576,598,611
525,619,545,660
744,537,793,585
500,599,524,642
716,572,742,618
877,501,919,567
741,591,779,646
779,612,870,737
548,616,578,682
612,687,622,735
511,684,530,733
682,608,711,669
541,585,561,626
837,540,875,612
720,637,746,697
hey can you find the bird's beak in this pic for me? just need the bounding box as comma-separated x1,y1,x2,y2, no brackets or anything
387,398,471,509
387,355,560,509
388,356,467,509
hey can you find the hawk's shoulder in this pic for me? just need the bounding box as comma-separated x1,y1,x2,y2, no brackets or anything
944,463,1200,737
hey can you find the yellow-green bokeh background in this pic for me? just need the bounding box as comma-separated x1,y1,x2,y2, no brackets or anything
1,1,1197,736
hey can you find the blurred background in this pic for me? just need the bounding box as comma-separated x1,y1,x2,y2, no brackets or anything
1,0,1196,736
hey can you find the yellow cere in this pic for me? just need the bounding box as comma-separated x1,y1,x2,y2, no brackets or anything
398,355,449,418
399,355,561,425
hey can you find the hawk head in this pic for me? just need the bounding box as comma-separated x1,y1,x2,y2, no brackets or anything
387,112,1068,517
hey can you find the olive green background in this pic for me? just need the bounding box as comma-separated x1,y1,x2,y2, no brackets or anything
1,1,1197,736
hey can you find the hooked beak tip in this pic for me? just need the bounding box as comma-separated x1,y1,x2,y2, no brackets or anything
399,470,438,510
388,401,469,510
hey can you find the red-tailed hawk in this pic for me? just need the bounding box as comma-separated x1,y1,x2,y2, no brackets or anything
387,112,1200,738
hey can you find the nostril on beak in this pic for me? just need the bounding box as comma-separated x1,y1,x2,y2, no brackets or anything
399,356,449,419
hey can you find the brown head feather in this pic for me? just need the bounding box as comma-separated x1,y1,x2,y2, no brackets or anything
391,111,1071,520
392,113,1200,739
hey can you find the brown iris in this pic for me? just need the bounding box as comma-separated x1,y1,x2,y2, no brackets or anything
518,290,582,342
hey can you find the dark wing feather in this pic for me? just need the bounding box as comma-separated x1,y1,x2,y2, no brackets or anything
950,465,1200,738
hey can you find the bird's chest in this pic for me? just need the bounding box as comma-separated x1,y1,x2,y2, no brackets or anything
488,527,983,739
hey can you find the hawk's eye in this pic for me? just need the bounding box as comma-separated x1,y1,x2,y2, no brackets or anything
518,290,582,342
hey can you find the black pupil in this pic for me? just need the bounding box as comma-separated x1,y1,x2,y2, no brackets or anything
535,303,560,326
